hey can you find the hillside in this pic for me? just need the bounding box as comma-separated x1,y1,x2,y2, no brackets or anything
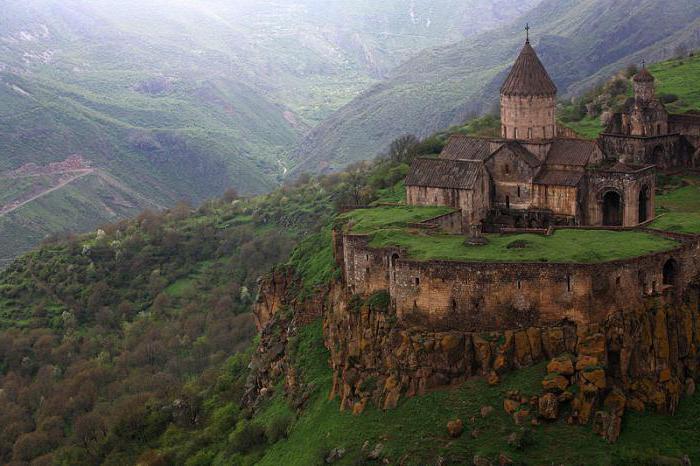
289,0,700,174
561,52,700,139
2,107,700,464
0,0,540,267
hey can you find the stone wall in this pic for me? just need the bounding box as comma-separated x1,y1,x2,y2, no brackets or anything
599,133,688,169
500,95,556,141
340,231,700,332
532,184,578,217
406,178,489,231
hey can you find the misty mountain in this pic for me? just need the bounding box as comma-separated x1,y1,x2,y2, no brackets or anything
289,0,700,175
0,0,540,265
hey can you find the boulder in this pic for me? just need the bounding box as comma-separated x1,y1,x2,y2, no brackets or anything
513,409,530,425
592,411,622,443
503,399,520,415
514,330,533,367
325,447,346,464
473,455,492,466
604,389,626,416
542,327,565,358
576,355,598,371
542,374,569,392
527,327,543,361
480,405,495,418
498,453,514,465
487,372,500,386
547,356,575,376
538,393,559,420
686,378,696,396
447,419,464,438
367,443,384,460
581,368,606,389
577,333,606,362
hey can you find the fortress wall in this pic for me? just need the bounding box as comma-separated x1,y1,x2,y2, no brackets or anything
341,232,700,333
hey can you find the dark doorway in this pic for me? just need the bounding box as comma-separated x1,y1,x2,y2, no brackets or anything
602,191,622,226
663,259,678,286
638,187,649,223
505,196,510,209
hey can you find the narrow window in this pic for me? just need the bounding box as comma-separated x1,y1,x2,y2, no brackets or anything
365,268,370,275
451,298,457,312
542,126,546,138
414,277,420,286
506,196,510,209
517,186,521,198
566,274,572,292
517,279,522,290
514,127,518,139
527,127,533,139
616,276,621,286
504,164,510,175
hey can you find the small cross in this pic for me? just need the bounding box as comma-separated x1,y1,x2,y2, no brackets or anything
525,23,530,43
642,59,646,68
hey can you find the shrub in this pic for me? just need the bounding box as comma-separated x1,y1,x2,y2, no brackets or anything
265,414,293,444
660,93,679,104
231,421,266,453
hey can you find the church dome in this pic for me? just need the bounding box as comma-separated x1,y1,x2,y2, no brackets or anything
500,41,557,97
633,67,655,82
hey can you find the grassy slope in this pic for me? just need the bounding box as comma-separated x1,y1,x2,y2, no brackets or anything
562,52,700,138
257,321,700,465
651,175,700,234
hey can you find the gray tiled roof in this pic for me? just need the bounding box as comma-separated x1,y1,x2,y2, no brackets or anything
440,135,498,161
406,158,483,190
546,139,598,167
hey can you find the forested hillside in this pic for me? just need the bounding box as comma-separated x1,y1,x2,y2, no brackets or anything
290,0,700,174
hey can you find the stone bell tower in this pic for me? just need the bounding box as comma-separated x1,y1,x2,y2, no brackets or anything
500,25,558,141
633,63,656,104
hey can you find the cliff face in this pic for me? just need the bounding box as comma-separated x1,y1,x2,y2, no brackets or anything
250,257,700,441
323,282,700,439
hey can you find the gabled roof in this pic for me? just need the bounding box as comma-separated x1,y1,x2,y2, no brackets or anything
440,135,498,161
534,168,584,187
500,41,557,97
405,158,483,190
490,142,542,168
545,139,598,167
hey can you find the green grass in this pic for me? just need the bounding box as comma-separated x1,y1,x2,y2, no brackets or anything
560,116,604,139
652,180,700,233
342,206,455,234
256,321,700,466
651,53,700,113
287,228,340,297
369,229,678,263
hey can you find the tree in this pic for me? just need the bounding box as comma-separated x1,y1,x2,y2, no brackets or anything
388,134,419,164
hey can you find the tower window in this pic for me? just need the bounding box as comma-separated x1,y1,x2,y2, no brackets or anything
528,127,533,139
514,127,518,139
517,279,522,289
414,277,420,286
566,274,572,292
504,164,510,175
517,186,521,198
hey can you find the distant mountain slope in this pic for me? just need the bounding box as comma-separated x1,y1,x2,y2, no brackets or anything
0,0,541,266
289,0,700,175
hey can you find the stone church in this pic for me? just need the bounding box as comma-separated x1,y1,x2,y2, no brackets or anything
406,36,700,232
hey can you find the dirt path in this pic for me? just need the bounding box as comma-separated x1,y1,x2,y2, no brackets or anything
0,169,94,216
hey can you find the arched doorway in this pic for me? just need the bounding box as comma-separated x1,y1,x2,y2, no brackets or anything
602,191,623,226
663,259,678,286
638,187,649,223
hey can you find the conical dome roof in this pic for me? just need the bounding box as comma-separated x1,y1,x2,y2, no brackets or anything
500,41,557,97
633,67,655,82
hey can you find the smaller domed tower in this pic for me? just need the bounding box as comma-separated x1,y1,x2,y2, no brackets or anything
500,29,558,141
633,64,655,103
